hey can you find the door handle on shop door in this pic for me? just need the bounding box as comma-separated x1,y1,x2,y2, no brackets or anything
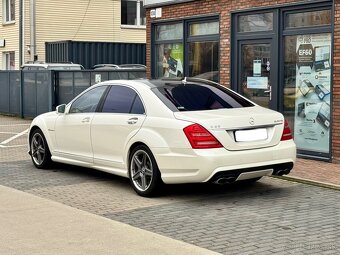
264,86,272,101
127,117,138,124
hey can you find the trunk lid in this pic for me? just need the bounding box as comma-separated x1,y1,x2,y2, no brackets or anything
174,106,284,151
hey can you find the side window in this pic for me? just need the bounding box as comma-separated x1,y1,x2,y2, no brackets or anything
131,95,145,114
102,86,145,114
69,86,107,113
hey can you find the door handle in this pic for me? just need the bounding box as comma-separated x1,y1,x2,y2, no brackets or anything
264,86,272,101
127,117,138,125
81,117,90,123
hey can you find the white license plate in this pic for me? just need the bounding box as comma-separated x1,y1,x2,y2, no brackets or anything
235,128,268,142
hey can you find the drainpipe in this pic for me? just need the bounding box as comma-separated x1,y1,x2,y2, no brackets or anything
30,0,36,62
19,0,25,66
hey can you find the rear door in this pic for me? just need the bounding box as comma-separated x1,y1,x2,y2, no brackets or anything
91,85,146,170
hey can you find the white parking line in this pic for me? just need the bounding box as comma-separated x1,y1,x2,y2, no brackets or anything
0,129,29,145
0,144,27,148
0,124,30,127
0,132,20,135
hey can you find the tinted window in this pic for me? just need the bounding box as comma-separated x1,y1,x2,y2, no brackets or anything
152,83,254,111
286,9,331,29
238,13,273,32
102,86,144,114
131,95,145,114
69,86,107,113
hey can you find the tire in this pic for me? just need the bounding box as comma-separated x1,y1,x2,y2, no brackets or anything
129,145,162,197
30,129,52,169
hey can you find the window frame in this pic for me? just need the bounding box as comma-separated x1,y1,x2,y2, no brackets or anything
3,52,15,70
3,0,15,24
151,16,220,80
231,1,333,160
121,0,146,28
69,86,108,114
98,85,146,115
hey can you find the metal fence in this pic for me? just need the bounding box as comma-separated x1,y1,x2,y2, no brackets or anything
45,41,146,69
0,69,146,118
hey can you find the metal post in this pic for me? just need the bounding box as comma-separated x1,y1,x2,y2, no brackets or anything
30,0,36,62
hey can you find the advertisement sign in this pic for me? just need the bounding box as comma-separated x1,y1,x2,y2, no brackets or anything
162,43,183,78
247,77,268,89
293,34,331,153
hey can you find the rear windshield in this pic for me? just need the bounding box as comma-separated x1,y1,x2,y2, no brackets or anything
152,82,254,111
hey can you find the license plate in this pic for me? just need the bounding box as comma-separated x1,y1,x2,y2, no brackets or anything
235,128,268,142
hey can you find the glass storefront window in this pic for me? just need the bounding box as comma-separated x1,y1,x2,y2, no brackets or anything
286,9,331,29
155,23,183,41
189,41,219,82
284,33,332,154
190,21,219,36
155,43,184,78
238,13,273,32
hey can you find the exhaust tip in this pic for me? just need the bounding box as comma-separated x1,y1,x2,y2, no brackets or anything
213,176,237,185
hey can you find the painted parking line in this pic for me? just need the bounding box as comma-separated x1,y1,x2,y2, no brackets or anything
0,132,20,135
0,144,27,148
0,129,29,145
0,124,30,127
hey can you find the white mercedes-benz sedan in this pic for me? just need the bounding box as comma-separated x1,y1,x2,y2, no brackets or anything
28,78,296,196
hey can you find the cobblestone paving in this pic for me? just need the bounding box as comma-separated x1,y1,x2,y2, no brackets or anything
1,115,339,254
0,160,339,255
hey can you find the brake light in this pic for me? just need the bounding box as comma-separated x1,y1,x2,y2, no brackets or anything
183,124,223,149
281,120,293,141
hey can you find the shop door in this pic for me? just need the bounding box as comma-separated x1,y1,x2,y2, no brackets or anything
238,40,277,110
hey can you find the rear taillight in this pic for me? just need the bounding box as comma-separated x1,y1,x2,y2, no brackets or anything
183,124,223,149
281,120,293,141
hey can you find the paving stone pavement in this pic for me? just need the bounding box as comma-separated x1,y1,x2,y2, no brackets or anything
1,115,340,254
0,160,339,255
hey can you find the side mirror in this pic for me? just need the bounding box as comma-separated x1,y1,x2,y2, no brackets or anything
56,104,66,114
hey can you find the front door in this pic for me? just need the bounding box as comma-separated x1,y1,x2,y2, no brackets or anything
238,40,277,110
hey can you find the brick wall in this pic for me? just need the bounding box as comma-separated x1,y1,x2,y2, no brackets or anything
146,0,340,162
146,0,303,85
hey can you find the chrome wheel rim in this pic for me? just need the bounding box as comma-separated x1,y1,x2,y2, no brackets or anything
31,133,46,166
130,150,153,192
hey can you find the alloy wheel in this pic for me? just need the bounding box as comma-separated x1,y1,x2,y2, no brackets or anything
31,133,46,166
130,150,153,192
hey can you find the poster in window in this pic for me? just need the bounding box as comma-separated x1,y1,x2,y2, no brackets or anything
293,33,331,154
162,43,183,78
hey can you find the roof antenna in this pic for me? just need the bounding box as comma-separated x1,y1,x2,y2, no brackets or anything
182,77,187,85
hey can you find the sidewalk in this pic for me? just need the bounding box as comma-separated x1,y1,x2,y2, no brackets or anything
288,158,340,189
0,185,220,255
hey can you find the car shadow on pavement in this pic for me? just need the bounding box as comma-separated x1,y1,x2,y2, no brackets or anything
46,162,292,199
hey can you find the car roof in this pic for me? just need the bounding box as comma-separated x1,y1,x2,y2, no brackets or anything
23,63,82,67
96,77,222,90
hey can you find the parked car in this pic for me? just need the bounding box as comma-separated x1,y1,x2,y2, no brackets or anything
92,64,146,79
22,62,84,70
92,64,146,70
28,78,296,196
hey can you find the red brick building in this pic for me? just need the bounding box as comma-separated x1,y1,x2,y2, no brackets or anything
144,0,340,162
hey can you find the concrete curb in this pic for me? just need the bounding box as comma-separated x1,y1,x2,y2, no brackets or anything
272,175,340,191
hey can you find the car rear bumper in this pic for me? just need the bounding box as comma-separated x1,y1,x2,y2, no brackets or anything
151,140,296,184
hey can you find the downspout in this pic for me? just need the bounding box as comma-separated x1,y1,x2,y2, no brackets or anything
30,0,36,62
19,0,22,67
19,0,25,67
